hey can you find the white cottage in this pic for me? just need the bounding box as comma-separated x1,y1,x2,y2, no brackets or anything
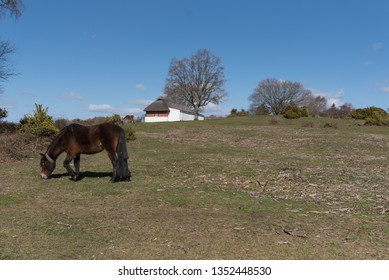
144,97,204,122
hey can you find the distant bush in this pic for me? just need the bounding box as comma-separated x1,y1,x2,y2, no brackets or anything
105,114,123,125
0,121,17,134
283,105,308,119
255,104,270,116
55,118,71,130
283,109,300,119
350,107,386,120
302,122,314,128
0,132,48,161
323,103,352,119
268,118,279,125
351,107,389,126
0,108,8,120
18,104,59,138
323,122,338,129
364,111,389,126
229,108,250,117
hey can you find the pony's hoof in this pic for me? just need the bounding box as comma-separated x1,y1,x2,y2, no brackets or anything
72,175,79,181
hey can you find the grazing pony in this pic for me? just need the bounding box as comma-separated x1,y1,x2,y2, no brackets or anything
40,123,131,182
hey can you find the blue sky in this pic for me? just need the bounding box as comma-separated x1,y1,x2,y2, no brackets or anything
1,0,388,122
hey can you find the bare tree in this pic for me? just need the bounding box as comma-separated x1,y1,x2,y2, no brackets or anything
0,0,23,19
249,78,311,115
164,49,226,119
306,94,327,116
0,0,23,90
0,40,15,82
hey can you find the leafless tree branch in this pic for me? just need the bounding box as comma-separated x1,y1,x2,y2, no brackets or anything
0,40,16,81
0,0,24,19
249,78,311,115
164,49,226,119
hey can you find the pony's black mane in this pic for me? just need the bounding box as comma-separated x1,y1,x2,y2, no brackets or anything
45,126,68,155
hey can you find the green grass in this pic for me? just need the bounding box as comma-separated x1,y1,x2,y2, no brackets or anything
0,116,388,259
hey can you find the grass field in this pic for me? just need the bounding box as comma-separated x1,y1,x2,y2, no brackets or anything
0,116,388,259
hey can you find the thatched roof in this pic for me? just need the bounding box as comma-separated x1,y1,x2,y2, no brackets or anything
144,97,196,114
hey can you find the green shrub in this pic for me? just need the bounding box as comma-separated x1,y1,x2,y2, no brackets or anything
283,105,308,119
229,108,250,117
364,111,389,126
18,104,59,137
351,107,389,126
123,124,136,141
283,109,300,119
105,114,123,125
351,107,386,120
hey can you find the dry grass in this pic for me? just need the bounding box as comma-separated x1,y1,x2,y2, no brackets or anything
0,116,388,259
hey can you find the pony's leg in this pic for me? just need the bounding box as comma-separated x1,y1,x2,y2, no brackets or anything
73,154,81,181
106,149,118,182
63,154,77,180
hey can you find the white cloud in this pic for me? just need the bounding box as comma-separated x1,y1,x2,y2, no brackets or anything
380,86,389,93
372,42,384,51
364,60,373,65
87,104,143,116
203,102,229,116
83,32,97,40
130,99,154,106
310,88,345,107
88,104,113,112
19,92,34,98
60,92,86,100
135,83,146,90
0,100,15,109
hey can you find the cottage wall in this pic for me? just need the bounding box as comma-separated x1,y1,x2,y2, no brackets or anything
180,111,196,121
167,108,181,121
144,116,168,122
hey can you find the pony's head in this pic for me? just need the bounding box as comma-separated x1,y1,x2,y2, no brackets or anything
40,153,56,179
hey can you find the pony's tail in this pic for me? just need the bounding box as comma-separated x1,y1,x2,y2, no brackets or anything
116,128,131,181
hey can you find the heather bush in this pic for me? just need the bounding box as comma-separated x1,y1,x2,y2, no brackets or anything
0,132,48,161
0,121,17,134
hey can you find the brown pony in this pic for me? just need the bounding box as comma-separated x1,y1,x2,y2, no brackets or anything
40,123,131,182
